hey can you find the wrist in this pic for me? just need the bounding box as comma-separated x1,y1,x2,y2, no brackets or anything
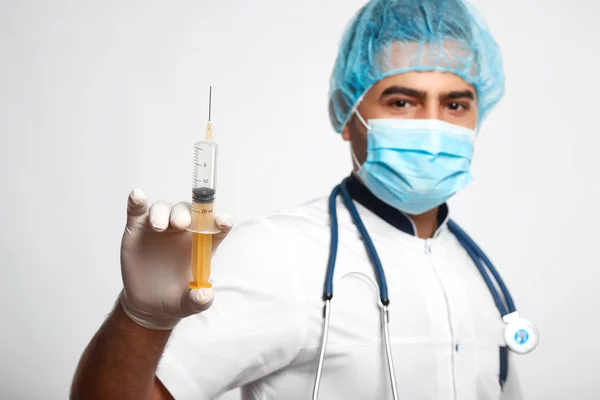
118,290,180,331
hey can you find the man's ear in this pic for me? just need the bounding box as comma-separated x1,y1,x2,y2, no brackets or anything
341,123,351,141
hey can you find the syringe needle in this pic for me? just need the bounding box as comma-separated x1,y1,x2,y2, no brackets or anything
205,86,213,141
208,86,212,122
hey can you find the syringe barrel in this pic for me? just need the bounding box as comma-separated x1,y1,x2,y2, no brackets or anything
190,140,220,234
192,140,218,195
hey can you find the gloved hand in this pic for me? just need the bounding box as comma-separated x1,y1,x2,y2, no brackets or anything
119,188,233,330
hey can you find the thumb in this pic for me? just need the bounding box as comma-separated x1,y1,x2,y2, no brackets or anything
181,288,214,315
212,214,234,252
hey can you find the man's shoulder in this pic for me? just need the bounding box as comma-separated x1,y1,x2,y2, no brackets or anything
213,196,331,273
233,196,331,237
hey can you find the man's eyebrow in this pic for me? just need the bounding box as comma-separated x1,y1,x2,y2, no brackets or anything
441,90,475,101
380,86,427,100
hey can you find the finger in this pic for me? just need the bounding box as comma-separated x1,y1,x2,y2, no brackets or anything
181,288,214,314
148,201,173,232
170,202,192,232
212,214,234,252
127,189,148,217
126,189,150,232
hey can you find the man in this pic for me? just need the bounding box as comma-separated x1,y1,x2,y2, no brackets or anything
72,0,526,399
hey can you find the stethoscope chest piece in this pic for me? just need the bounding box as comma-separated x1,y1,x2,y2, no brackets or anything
503,311,539,354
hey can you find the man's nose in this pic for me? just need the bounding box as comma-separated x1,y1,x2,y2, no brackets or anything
419,102,441,120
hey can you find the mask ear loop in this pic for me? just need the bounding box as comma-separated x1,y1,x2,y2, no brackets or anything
350,145,362,170
347,107,370,171
354,109,370,130
350,110,368,170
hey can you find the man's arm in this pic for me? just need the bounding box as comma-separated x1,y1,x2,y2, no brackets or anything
71,190,233,399
71,302,173,400
152,378,174,400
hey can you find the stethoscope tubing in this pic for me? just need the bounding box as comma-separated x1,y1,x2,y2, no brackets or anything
447,220,517,316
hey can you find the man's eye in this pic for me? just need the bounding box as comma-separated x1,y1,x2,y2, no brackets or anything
391,99,411,108
448,102,468,111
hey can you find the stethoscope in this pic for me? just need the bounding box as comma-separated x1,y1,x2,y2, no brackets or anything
312,179,539,400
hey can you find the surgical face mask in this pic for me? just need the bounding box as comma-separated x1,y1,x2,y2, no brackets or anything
352,112,476,215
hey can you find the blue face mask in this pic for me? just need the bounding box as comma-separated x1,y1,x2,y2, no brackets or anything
352,113,476,215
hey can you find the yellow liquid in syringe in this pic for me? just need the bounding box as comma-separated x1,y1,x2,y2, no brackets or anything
189,232,213,289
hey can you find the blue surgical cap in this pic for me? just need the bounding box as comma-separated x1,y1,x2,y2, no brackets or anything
328,0,505,133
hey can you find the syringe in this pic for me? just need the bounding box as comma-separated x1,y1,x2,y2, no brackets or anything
188,86,220,290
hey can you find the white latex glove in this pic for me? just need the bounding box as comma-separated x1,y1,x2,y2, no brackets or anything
119,188,233,330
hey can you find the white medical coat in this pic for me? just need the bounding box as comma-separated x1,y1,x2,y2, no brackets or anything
157,196,524,400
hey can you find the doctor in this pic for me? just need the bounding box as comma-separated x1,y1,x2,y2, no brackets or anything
72,0,534,399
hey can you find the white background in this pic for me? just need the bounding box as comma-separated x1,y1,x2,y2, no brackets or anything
1,0,599,399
